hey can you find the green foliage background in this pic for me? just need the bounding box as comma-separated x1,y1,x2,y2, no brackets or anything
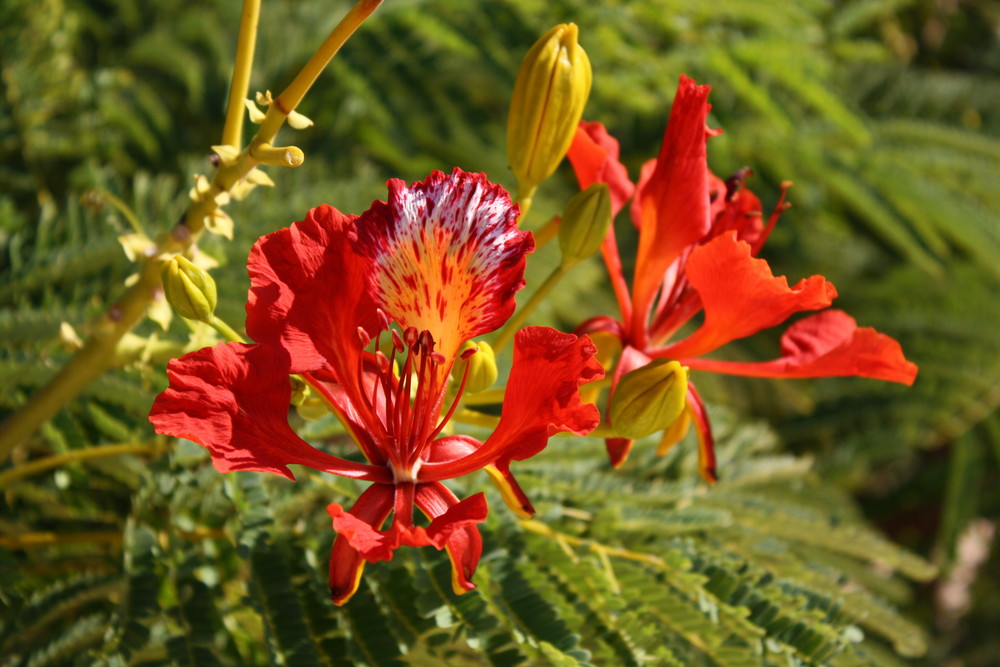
1,0,998,664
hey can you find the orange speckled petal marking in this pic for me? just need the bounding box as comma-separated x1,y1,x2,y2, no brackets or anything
354,168,532,359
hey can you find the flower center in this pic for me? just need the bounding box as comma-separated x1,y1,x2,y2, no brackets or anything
355,310,475,479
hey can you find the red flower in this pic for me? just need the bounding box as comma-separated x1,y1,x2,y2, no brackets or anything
150,169,603,604
568,76,917,481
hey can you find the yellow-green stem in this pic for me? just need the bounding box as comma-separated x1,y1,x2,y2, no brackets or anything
0,442,169,490
491,264,569,352
531,215,559,249
517,193,534,225
0,531,124,549
209,315,246,343
221,0,261,148
519,519,666,566
267,0,382,121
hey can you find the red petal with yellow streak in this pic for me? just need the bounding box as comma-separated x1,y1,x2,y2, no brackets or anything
328,484,395,605
416,485,487,594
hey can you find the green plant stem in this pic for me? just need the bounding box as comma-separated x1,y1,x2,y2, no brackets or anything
0,0,384,463
0,442,169,490
208,315,246,343
532,215,559,249
515,184,535,225
491,264,569,352
221,0,261,148
256,0,383,137
519,519,666,567
0,531,124,550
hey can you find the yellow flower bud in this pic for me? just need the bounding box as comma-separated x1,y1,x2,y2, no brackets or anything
609,359,689,440
459,340,498,394
290,377,328,420
559,182,611,267
507,23,592,199
161,255,217,323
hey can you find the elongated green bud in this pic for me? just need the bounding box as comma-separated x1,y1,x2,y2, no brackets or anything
459,340,498,394
609,359,688,440
559,182,611,267
507,23,592,200
161,255,217,323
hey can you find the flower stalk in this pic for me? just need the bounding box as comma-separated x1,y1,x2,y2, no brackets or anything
0,442,169,490
491,263,569,353
221,0,261,148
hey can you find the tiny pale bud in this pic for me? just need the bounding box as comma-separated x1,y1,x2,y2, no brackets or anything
559,182,611,267
609,359,689,440
161,255,217,323
507,23,592,198
459,340,498,394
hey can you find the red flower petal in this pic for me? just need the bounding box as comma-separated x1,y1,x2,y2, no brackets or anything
686,384,717,484
246,204,391,448
354,168,532,360
604,438,633,469
149,343,389,482
567,121,636,217
424,435,534,516
419,326,603,481
661,232,837,359
329,487,429,566
681,309,918,385
629,158,657,230
246,204,377,376
416,484,487,595
300,371,386,466
631,76,715,342
327,484,487,601
328,484,395,605
424,434,480,464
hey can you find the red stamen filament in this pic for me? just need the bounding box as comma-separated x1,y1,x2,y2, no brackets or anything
427,351,473,442
358,318,465,476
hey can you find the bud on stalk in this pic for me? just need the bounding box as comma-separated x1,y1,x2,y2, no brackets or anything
507,23,592,201
559,182,611,267
609,359,688,440
161,255,218,323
